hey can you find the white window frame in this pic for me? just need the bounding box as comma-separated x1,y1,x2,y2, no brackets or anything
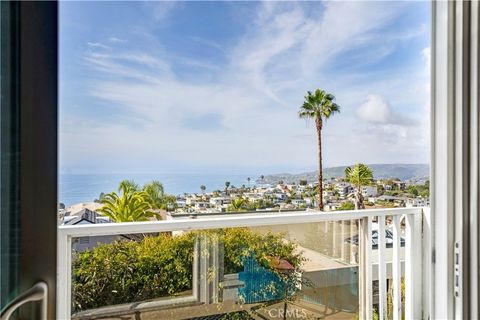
431,1,479,319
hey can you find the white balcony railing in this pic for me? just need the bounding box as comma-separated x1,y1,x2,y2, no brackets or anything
57,207,427,320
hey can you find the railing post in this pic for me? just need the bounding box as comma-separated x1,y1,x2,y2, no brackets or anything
350,219,356,264
405,213,423,319
341,220,346,261
57,230,72,320
359,216,372,319
198,233,220,304
211,235,220,303
333,221,337,257
392,215,402,320
192,237,199,301
422,207,433,320
199,234,209,303
378,215,387,320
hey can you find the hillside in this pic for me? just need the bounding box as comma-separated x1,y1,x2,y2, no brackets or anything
259,164,429,184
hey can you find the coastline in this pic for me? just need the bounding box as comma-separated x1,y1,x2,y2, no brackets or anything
59,172,256,206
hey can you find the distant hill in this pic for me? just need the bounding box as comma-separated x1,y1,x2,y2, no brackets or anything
259,164,429,184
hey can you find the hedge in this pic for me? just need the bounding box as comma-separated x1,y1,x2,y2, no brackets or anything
72,233,195,312
72,228,303,313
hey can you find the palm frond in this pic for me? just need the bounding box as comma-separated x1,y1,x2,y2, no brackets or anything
298,88,340,122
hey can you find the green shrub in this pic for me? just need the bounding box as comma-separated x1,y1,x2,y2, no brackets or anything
72,228,303,313
72,233,195,312
336,201,355,211
222,228,303,274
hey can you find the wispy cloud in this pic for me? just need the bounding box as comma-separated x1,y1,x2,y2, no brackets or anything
87,42,110,50
108,37,126,44
60,1,430,173
146,1,178,21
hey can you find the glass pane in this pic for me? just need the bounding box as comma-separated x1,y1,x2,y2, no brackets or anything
0,1,20,310
70,221,361,319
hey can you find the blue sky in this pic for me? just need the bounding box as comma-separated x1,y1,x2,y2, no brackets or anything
59,1,430,174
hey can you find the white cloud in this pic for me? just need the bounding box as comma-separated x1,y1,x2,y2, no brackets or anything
357,94,413,126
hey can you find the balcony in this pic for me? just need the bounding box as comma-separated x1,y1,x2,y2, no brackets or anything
57,207,428,320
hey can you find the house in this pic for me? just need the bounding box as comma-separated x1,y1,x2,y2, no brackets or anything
375,195,407,207
194,201,209,210
304,197,314,207
406,197,430,208
244,192,262,202
324,201,342,211
62,209,119,252
62,208,110,225
210,196,231,206
176,197,187,208
185,195,200,206
335,182,353,198
273,192,287,202
393,181,406,190
291,199,306,207
361,185,378,197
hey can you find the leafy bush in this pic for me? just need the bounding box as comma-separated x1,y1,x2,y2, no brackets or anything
336,201,355,211
72,228,303,313
222,228,303,274
72,233,195,312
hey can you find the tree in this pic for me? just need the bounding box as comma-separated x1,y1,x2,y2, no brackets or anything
94,192,106,203
200,185,206,194
298,89,340,210
345,164,373,210
260,175,265,181
247,177,251,188
225,181,231,194
142,180,165,209
407,185,419,197
160,195,178,212
228,197,247,212
97,180,175,222
118,179,139,193
98,187,154,222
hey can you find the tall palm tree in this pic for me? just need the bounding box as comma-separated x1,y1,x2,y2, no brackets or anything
200,185,206,194
225,181,230,194
247,177,251,188
345,163,373,210
298,89,340,210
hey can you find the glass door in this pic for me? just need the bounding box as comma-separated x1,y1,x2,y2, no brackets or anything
0,2,57,319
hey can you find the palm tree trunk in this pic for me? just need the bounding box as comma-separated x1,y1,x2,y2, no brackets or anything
316,118,323,211
355,185,365,210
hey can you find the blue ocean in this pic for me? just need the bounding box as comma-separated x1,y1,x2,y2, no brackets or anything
59,173,256,207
